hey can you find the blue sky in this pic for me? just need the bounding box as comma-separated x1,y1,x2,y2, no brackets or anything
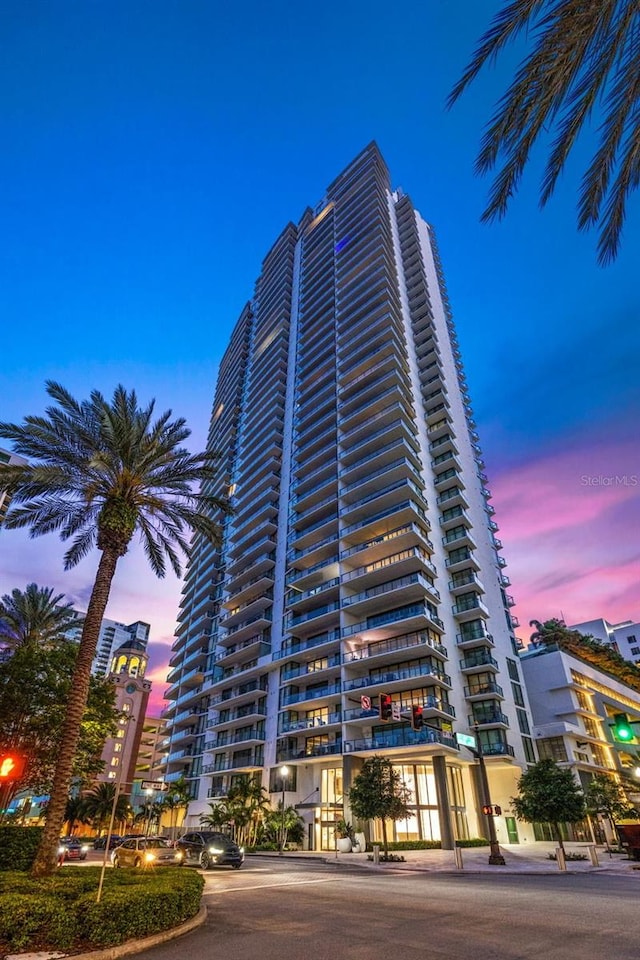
1,1,638,712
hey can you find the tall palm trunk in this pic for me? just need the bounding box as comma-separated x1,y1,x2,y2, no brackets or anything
31,549,119,877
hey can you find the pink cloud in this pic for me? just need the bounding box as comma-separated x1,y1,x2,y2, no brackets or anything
491,438,640,641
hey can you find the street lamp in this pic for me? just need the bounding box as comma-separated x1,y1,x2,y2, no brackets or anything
144,788,153,838
279,765,289,856
473,725,505,866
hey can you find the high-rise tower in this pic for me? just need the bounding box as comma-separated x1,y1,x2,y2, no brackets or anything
162,144,535,848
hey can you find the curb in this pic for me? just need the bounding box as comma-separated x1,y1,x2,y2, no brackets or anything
62,903,207,960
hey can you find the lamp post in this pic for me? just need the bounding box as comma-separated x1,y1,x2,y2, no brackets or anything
473,725,505,866
279,765,289,856
144,788,154,839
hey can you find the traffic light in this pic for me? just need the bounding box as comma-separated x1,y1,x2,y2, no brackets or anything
379,694,392,722
0,753,26,782
482,804,493,816
612,713,635,742
411,705,424,731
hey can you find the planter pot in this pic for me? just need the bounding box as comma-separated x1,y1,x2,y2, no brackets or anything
337,837,352,853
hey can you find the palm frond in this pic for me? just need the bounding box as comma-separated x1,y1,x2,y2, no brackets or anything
448,0,640,263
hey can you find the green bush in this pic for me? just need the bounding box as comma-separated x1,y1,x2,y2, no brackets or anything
455,838,490,848
367,840,442,851
0,867,204,953
0,826,44,871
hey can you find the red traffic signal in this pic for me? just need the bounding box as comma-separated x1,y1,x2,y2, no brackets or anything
411,705,424,731
0,753,26,782
379,694,392,722
482,804,493,816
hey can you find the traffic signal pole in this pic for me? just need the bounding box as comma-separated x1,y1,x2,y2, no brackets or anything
472,727,505,866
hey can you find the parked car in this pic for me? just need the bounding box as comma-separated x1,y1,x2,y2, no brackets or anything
111,837,184,868
175,831,244,869
58,838,89,862
93,834,123,850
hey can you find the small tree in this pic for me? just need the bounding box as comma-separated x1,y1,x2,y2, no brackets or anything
511,759,586,852
586,773,636,850
348,756,411,857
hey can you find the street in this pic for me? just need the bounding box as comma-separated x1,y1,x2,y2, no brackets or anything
134,857,640,960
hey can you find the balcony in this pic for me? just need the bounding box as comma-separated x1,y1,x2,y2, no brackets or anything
342,547,436,589
274,629,342,662
287,576,340,611
286,556,340,588
456,628,494,649
469,712,509,727
344,726,458,753
344,662,451,692
279,712,342,733
344,629,447,665
340,522,433,565
442,526,477,550
465,682,504,701
215,636,271,667
210,679,269,708
452,597,490,621
280,681,342,707
343,600,444,641
459,653,498,673
287,600,340,630
448,571,484,594
280,652,341,681
277,741,343,762
341,497,426,542
477,741,515,757
342,571,440,617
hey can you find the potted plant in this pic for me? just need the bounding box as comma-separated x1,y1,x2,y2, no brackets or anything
334,819,355,853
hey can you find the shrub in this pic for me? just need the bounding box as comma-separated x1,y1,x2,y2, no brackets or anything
367,840,441,851
547,852,588,861
456,838,490,848
0,867,204,953
367,853,406,862
0,826,44,871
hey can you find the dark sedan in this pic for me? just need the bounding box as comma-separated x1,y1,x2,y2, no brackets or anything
175,831,244,869
58,838,89,862
93,834,123,850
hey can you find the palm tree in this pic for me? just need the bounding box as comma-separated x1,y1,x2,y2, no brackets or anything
63,794,90,836
448,0,640,265
0,583,79,652
0,381,228,875
528,617,574,647
82,782,132,833
160,776,192,838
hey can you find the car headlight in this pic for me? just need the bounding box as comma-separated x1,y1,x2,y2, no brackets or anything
81,845,89,853
175,850,183,859
239,847,245,854
144,852,156,862
208,847,224,854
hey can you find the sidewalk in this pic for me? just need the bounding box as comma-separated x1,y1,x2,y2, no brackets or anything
263,842,640,875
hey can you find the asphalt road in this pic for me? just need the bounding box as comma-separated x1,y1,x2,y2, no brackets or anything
133,857,640,960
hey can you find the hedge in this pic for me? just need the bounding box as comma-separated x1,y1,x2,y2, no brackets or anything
0,825,44,871
365,838,489,851
0,867,204,953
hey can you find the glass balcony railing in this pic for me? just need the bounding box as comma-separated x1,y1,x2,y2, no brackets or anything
344,727,458,752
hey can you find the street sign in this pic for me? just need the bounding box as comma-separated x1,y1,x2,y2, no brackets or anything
141,780,168,792
360,695,372,710
391,701,401,721
456,733,476,749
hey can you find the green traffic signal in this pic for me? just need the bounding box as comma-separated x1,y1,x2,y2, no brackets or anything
612,713,635,742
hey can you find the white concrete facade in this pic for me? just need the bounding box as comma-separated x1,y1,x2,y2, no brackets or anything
162,144,537,848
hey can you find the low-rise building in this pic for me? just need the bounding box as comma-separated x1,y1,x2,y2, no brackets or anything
570,617,640,665
521,642,640,839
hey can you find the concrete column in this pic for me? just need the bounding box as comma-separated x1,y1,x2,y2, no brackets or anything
433,755,455,850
